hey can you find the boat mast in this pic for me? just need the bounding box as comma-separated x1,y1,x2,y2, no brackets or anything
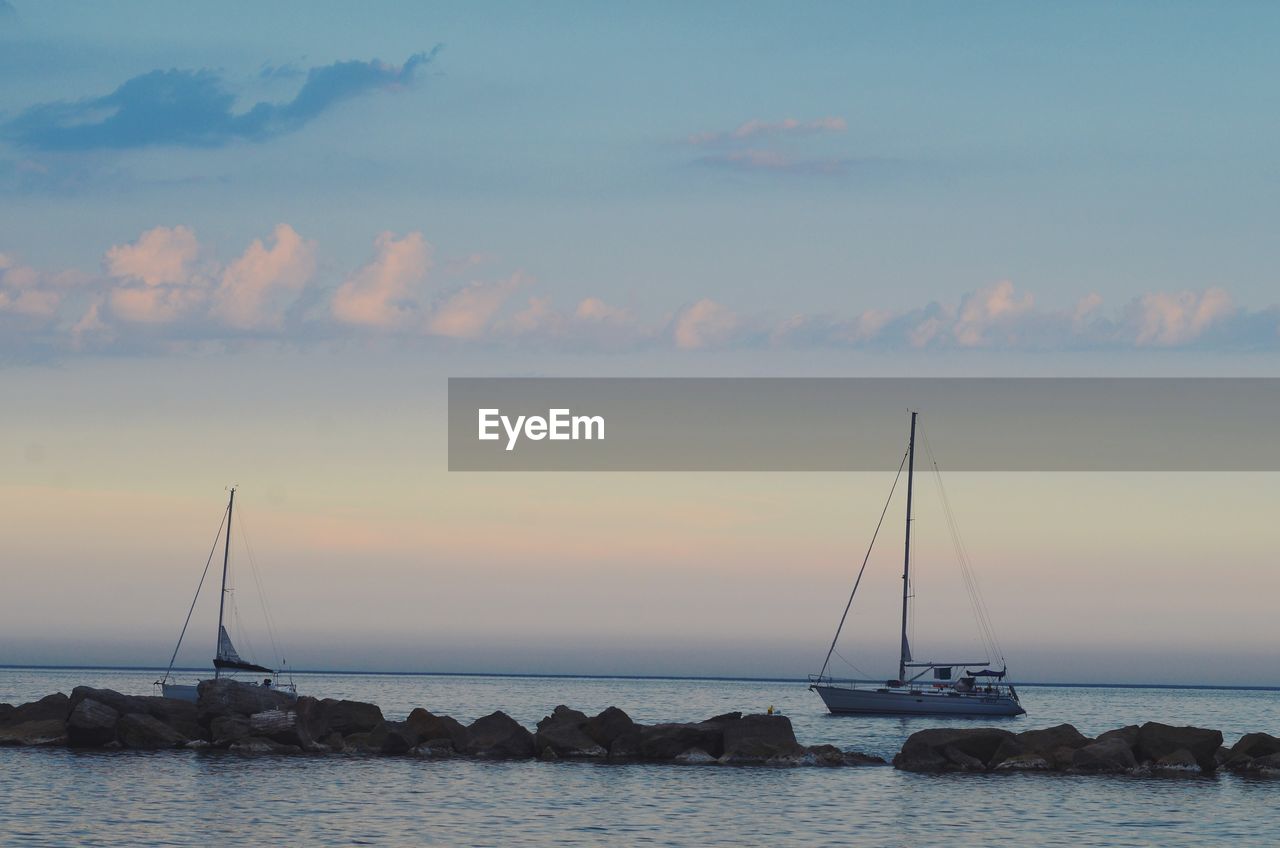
215,487,235,680
899,412,916,683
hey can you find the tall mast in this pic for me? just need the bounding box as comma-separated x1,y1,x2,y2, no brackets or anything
899,412,917,683
215,487,235,679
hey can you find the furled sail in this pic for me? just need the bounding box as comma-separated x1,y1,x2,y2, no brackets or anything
901,633,913,664
213,624,273,673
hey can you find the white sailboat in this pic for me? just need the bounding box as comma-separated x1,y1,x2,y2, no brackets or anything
157,487,297,702
810,412,1025,717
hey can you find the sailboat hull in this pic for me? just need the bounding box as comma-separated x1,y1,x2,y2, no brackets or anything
160,683,200,703
812,684,1024,717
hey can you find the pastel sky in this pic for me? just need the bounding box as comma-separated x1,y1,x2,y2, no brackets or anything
1,2,1277,684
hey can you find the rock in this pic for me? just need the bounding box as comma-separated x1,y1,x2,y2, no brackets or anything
70,687,146,716
210,715,253,747
1153,748,1201,774
583,706,636,749
318,732,346,752
843,751,888,766
994,753,1052,771
608,728,644,760
463,711,535,758
1095,725,1140,747
406,708,470,752
1135,722,1222,772
342,732,377,754
66,699,120,748
0,704,12,722
893,728,1015,772
637,722,726,761
1072,737,1138,773
367,720,420,755
539,746,558,761
719,714,802,763
250,709,314,748
0,719,68,746
1248,753,1280,776
990,724,1090,770
1230,732,1280,761
800,744,847,767
674,747,716,764
534,706,607,758
4,693,71,726
116,713,187,749
196,679,294,725
184,739,210,750
138,697,203,741
309,698,383,737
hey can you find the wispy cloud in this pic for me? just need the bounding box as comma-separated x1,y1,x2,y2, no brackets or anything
2,50,438,151
4,230,1280,358
685,116,857,175
688,117,846,146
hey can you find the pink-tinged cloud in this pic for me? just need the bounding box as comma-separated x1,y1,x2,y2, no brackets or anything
1129,287,1233,346
427,273,527,338
689,116,847,145
673,298,739,349
104,225,200,286
108,285,206,324
211,224,316,329
952,280,1035,347
574,296,629,323
331,231,431,328
0,255,61,318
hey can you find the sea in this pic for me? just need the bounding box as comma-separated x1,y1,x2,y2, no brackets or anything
1,667,1277,847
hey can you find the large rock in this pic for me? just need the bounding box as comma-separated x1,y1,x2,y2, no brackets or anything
406,708,470,752
367,720,420,755
1096,725,1139,747
463,711,536,758
210,715,253,747
534,706,607,758
1072,737,1138,773
229,736,302,754
66,699,120,747
249,709,314,749
719,714,802,763
70,687,145,716
1248,753,1280,776
1135,722,1222,772
991,723,1090,770
68,688,202,740
636,723,724,760
0,719,68,746
1229,732,1280,761
893,728,1015,772
584,706,636,749
196,679,295,725
116,713,187,749
307,698,384,737
1153,748,1201,774
4,693,71,725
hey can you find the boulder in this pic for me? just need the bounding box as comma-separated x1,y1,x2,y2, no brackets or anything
1135,723,1222,772
719,714,802,763
66,699,120,747
367,720,420,755
70,687,146,716
534,706,607,758
637,722,726,761
137,697,203,741
406,708,470,752
1230,732,1280,761
990,723,1090,770
1072,737,1138,773
309,698,383,737
229,736,301,754
412,738,458,758
994,753,1052,771
893,728,1015,772
0,704,12,722
196,679,294,725
249,709,314,749
1095,725,1140,747
1248,753,1280,776
0,719,68,746
584,706,636,749
463,711,536,758
116,713,187,749
210,715,253,747
343,732,378,753
607,728,644,760
4,693,71,725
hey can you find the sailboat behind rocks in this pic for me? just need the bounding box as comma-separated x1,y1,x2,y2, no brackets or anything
158,487,297,702
809,411,1025,717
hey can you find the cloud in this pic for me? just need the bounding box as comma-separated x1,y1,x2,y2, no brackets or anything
0,254,60,318
1126,287,1234,347
331,231,432,328
689,117,846,146
211,224,316,329
427,273,528,339
104,225,200,286
951,280,1036,347
672,298,740,350
3,51,437,151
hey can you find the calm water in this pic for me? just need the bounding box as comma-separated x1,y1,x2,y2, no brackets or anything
2,668,1278,846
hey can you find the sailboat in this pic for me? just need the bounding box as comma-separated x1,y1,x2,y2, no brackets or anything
809,412,1025,717
157,487,297,702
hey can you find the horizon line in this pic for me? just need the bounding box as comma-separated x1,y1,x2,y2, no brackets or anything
2,664,1277,693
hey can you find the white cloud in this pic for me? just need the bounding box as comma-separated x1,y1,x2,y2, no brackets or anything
211,224,316,329
426,273,527,339
1128,287,1234,346
673,298,739,350
104,225,200,286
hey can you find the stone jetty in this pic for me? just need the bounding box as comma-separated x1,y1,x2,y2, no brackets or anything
2,680,1276,777
0,679,881,766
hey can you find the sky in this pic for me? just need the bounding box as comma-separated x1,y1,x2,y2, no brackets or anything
1,1,1278,685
